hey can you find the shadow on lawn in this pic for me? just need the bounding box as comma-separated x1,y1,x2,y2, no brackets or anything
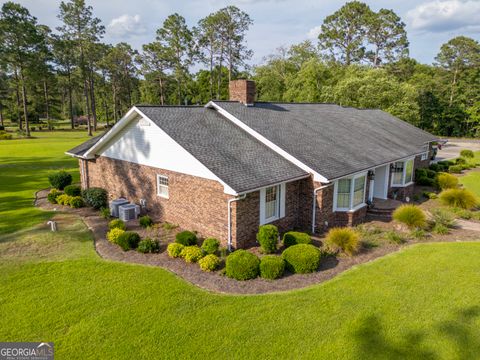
353,306,480,359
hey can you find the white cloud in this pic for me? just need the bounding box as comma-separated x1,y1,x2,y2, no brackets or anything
407,0,480,32
306,25,322,39
107,14,146,37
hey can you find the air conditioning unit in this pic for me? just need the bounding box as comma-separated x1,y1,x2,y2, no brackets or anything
110,198,129,218
119,204,138,221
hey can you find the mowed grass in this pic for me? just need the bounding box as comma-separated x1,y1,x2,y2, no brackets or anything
460,172,480,198
0,131,93,234
2,132,480,359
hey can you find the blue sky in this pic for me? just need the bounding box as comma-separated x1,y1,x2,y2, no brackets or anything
5,0,480,65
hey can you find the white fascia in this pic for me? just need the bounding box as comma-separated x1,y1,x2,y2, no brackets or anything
205,101,330,184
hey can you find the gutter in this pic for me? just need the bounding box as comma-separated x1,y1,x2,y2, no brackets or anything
312,184,332,234
227,194,247,251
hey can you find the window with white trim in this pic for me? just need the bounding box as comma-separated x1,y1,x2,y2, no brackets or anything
334,173,367,211
260,183,286,225
421,144,429,161
156,174,169,198
391,159,414,186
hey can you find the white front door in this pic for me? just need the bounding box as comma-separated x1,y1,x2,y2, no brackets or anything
373,165,389,199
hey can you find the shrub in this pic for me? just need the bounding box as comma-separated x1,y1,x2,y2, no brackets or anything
282,244,321,274
225,250,260,280
181,245,204,263
109,219,126,230
64,184,81,196
425,169,437,179
410,229,427,239
47,189,62,204
429,163,446,172
48,171,72,190
324,227,360,256
422,191,438,199
432,224,449,235
137,238,160,253
139,215,153,228
439,188,478,209
0,130,12,140
455,157,466,165
82,187,108,209
56,194,72,206
436,172,458,190
175,231,197,246
259,255,285,280
201,238,220,255
431,208,456,228
283,231,312,248
68,196,84,208
99,207,111,219
448,165,463,174
116,231,141,251
451,207,473,220
460,149,475,158
198,254,221,272
107,228,125,243
392,205,427,229
415,168,427,180
256,225,279,254
416,176,435,186
167,243,184,258
384,231,406,244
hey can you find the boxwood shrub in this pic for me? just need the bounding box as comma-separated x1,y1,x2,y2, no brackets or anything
139,215,153,228
116,231,141,251
47,189,62,204
256,224,278,254
48,170,72,190
107,228,125,243
167,243,184,258
109,219,126,230
448,165,463,174
201,238,220,255
180,245,204,263
64,184,81,196
82,187,108,209
282,244,321,274
259,255,285,280
225,250,260,280
283,231,311,248
175,230,197,246
68,196,84,208
460,149,474,158
56,194,72,206
198,254,221,272
137,238,160,253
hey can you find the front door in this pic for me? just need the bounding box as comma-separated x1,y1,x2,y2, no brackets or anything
373,165,389,199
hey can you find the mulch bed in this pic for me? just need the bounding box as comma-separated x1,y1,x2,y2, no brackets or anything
35,188,480,295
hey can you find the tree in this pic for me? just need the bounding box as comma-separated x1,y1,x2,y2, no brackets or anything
139,42,170,105
365,8,408,66
318,1,372,65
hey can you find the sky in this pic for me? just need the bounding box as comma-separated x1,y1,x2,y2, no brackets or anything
3,0,480,66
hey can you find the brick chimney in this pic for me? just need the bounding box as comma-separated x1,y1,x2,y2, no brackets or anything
229,80,256,106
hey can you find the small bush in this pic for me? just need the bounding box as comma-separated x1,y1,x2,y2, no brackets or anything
410,229,427,239
439,188,478,209
82,187,108,209
68,196,84,208
64,184,81,196
432,224,449,235
448,165,463,174
425,169,437,178
455,157,467,165
175,231,197,246
56,194,72,206
167,243,184,258
384,231,406,244
198,254,221,272
393,205,427,229
416,176,435,186
256,225,279,254
109,219,126,230
99,207,111,219
116,231,141,251
201,238,220,255
324,227,360,256
0,130,12,140
47,189,62,204
139,215,153,228
460,149,475,158
282,244,321,274
107,228,125,243
259,255,285,280
48,171,72,190
181,245,204,263
283,231,312,248
431,208,456,228
225,250,260,280
422,191,438,199
137,238,160,253
436,173,458,190
415,168,427,180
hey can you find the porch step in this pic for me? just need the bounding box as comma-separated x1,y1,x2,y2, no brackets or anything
366,198,403,221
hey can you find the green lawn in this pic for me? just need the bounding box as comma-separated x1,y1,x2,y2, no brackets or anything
461,172,480,198
2,132,480,359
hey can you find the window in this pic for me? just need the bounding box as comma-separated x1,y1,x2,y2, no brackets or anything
391,159,414,186
260,183,285,225
421,144,429,161
156,175,169,198
334,174,366,211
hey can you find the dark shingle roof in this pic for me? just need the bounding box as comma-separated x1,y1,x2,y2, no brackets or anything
214,101,438,180
66,133,105,157
135,106,307,192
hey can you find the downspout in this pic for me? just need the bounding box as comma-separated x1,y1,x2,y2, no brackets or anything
312,184,332,234
228,194,246,251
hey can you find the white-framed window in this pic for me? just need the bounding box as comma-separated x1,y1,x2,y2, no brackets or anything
421,144,429,161
391,158,414,187
156,174,169,198
334,173,367,211
260,183,286,225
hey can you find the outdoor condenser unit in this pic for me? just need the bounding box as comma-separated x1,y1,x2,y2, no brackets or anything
119,204,138,221
110,198,129,218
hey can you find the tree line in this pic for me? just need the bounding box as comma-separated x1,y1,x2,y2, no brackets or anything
0,0,479,137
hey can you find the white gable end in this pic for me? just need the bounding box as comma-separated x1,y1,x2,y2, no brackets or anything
97,114,235,193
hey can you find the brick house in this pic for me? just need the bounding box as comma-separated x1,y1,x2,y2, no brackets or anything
67,80,438,249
